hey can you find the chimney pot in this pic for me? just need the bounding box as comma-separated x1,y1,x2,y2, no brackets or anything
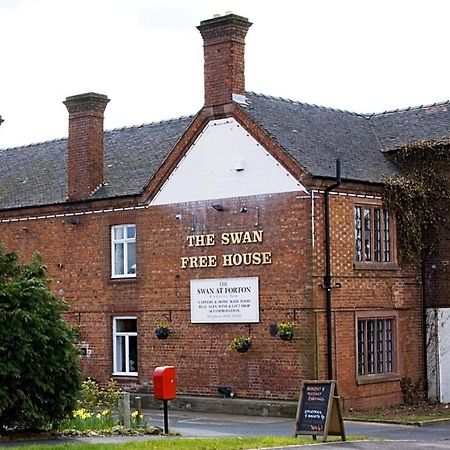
64,92,109,201
197,13,252,108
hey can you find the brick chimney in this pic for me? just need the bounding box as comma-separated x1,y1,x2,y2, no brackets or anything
63,92,109,201
197,14,252,107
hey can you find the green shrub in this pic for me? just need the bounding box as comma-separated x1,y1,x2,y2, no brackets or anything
59,379,146,433
0,247,81,430
78,378,120,412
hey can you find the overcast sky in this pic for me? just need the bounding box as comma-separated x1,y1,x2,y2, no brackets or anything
1,0,449,148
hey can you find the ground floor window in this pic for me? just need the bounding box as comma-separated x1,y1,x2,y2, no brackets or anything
113,317,137,376
357,317,395,377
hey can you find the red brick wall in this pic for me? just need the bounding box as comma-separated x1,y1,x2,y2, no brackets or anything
0,185,423,407
0,192,316,400
312,191,423,408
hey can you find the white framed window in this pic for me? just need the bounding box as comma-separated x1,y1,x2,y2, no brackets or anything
111,224,136,278
113,317,138,376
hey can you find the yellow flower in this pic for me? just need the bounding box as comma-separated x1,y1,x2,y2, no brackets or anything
139,414,144,420
102,409,109,416
131,410,139,418
96,413,101,419
73,408,85,418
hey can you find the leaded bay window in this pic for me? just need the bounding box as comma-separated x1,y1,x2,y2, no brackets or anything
357,317,394,377
113,317,138,375
111,224,136,278
355,206,391,263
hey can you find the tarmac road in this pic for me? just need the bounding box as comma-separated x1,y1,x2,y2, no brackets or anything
2,409,450,448
148,409,450,449
147,408,450,440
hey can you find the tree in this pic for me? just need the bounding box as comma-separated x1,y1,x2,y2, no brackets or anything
0,246,80,430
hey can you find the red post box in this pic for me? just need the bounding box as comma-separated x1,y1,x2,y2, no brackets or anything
153,366,176,400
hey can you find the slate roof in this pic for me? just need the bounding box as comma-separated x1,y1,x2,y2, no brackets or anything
0,117,193,210
368,101,450,151
1,93,450,211
243,92,397,183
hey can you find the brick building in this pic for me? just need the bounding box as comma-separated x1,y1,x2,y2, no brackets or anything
1,13,449,408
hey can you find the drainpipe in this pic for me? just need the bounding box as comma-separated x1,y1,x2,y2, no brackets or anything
421,248,428,399
324,159,341,380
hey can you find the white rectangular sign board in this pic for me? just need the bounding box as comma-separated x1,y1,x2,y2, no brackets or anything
190,277,259,323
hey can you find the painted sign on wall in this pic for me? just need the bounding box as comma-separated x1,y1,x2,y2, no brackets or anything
180,230,272,269
190,277,259,323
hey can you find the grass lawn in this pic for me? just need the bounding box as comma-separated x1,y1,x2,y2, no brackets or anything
0,436,352,449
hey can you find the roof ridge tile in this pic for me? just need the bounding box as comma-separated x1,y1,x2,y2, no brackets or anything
0,115,195,152
0,137,66,152
245,91,362,116
108,114,195,133
368,100,450,118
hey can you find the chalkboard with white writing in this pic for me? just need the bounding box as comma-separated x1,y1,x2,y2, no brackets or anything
294,380,345,441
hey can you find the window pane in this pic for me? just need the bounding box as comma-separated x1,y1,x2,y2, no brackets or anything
357,320,365,376
367,320,375,374
114,243,124,275
116,335,126,372
364,208,371,261
386,319,393,372
384,211,391,262
355,207,362,262
374,209,381,262
116,319,137,333
128,335,138,372
114,227,124,240
127,225,136,239
127,242,136,274
376,319,384,373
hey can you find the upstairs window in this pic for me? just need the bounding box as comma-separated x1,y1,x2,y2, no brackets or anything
354,206,391,263
111,224,136,278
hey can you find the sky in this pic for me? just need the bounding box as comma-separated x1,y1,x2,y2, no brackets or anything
1,0,449,149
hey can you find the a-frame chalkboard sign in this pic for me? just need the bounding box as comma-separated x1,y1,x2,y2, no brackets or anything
294,380,345,442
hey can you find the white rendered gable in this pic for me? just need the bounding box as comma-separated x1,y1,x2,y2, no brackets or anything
150,118,306,205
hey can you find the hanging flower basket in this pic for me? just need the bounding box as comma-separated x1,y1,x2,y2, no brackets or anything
277,322,294,341
155,323,170,340
230,336,252,353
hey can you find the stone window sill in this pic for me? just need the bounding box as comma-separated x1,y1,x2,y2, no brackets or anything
357,373,399,386
354,262,399,271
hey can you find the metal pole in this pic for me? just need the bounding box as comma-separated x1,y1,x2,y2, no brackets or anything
163,399,169,434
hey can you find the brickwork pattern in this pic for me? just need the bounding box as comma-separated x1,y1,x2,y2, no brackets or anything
0,192,316,401
64,93,109,200
0,185,424,407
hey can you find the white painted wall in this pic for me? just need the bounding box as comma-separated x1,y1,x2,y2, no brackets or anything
427,307,450,402
150,118,306,205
